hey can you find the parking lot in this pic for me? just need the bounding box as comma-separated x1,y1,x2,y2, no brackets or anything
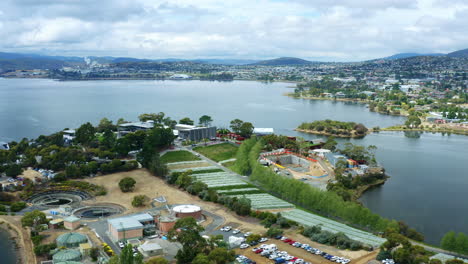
234,235,356,264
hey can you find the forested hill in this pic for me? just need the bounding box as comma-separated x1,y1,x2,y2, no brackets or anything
251,57,313,66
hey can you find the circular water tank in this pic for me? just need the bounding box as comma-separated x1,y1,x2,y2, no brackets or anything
172,205,202,219
52,249,82,262
56,232,87,248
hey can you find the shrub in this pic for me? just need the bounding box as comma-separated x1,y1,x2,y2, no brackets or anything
10,201,27,212
132,195,149,207
119,177,136,192
266,227,283,238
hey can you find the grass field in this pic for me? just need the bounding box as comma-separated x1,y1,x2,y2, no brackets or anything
161,150,201,163
194,143,238,162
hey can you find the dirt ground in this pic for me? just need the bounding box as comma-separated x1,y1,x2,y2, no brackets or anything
80,169,267,234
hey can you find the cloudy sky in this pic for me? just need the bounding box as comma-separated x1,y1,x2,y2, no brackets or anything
1,0,467,61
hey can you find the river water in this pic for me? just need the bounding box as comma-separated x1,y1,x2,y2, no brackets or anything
1,78,467,245
0,228,18,263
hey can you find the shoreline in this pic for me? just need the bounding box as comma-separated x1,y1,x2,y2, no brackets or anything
286,93,410,118
0,220,25,264
295,128,368,138
381,127,468,136
0,216,36,264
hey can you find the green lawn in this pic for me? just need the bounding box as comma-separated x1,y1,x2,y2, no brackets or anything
193,143,238,162
161,150,201,163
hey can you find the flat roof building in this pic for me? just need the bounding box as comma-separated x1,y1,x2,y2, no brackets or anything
253,128,274,136
108,213,155,242
175,124,216,142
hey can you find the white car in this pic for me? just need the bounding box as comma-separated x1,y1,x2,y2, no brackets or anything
259,237,268,242
240,243,249,249
244,232,252,237
118,242,125,248
232,229,240,234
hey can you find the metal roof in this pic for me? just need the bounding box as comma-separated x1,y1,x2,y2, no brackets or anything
108,213,154,231
64,216,80,223
56,233,87,247
140,242,162,252
52,249,82,262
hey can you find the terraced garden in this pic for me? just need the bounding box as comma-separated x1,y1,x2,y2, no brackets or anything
190,172,248,188
282,209,386,247
229,193,295,210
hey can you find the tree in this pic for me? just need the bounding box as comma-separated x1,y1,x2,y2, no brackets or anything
441,231,457,251
179,117,194,125
207,247,235,264
230,119,244,134
76,122,96,145
97,118,116,132
266,227,283,237
117,244,144,264
145,257,169,264
132,195,149,207
5,164,23,178
119,177,136,192
149,153,168,178
138,127,175,167
405,116,421,128
323,136,338,151
239,122,254,138
354,123,368,135
168,217,206,264
455,232,468,254
90,247,99,261
139,112,165,123
199,115,213,127
192,254,210,264
246,234,262,244
102,129,117,149
21,210,47,227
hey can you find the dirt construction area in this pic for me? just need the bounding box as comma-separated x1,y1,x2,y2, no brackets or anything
80,169,267,234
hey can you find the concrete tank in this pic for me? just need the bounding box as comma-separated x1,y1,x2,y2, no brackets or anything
172,205,202,219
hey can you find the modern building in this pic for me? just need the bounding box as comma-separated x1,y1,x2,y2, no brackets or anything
62,129,76,143
64,216,81,230
107,213,155,242
117,121,155,137
175,124,216,141
138,242,163,257
0,141,10,150
252,128,274,136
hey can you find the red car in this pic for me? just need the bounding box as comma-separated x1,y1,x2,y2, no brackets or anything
284,239,292,243
255,249,263,254
288,241,296,245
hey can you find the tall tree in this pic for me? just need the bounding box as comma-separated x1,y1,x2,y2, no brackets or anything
179,117,194,125
199,115,213,127
229,119,243,134
97,117,116,132
75,122,96,145
239,122,254,138
168,217,206,264
149,153,168,178
139,112,165,123
441,231,457,251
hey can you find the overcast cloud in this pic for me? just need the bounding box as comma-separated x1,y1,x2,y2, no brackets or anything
1,0,467,61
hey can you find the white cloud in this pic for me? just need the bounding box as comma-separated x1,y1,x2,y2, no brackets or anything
0,0,466,61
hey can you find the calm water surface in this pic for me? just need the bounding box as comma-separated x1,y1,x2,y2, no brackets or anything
0,228,18,264
1,78,467,245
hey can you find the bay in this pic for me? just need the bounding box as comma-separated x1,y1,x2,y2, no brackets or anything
1,78,467,245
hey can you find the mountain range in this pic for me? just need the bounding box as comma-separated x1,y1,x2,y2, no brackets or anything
0,48,467,70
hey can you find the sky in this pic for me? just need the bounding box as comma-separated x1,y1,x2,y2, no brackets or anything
0,0,467,61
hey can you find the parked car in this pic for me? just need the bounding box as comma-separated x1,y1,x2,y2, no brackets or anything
240,243,249,249
233,229,241,234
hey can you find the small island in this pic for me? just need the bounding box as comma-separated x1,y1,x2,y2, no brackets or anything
296,120,369,138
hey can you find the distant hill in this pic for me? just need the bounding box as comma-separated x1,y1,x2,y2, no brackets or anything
447,48,468,58
251,57,312,66
383,53,444,60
